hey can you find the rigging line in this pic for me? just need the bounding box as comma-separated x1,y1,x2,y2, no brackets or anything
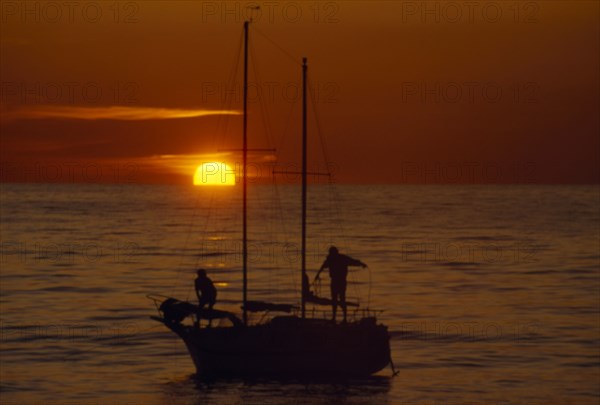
177,29,244,301
307,76,340,253
307,76,333,170
266,176,274,295
176,30,244,302
218,27,244,151
351,263,362,307
306,74,352,300
211,28,243,151
307,76,346,244
186,189,219,302
332,183,350,250
273,175,298,299
166,33,244,300
310,79,349,258
251,25,301,67
188,191,219,303
249,30,297,298
269,174,286,297
275,92,298,158
268,95,298,299
169,186,207,299
309,83,349,259
249,27,298,291
367,265,372,309
248,37,276,153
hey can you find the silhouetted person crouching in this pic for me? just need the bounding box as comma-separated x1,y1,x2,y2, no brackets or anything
315,246,366,323
195,269,217,327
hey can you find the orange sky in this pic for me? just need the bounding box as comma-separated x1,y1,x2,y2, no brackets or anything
1,1,598,184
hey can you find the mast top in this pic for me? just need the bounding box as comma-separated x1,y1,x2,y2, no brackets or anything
247,6,260,22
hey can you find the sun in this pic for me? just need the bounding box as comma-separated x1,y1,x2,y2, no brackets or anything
193,162,236,186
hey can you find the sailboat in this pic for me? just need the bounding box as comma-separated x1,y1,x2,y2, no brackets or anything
149,20,392,378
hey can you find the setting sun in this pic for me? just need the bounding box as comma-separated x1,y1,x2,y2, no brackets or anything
193,162,236,186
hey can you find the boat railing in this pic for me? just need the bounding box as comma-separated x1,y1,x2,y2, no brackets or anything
146,293,174,317
301,307,384,322
148,293,384,326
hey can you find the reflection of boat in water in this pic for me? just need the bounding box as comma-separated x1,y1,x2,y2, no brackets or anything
149,20,392,378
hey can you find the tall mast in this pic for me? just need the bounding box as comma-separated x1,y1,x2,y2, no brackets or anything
301,57,307,318
242,20,249,326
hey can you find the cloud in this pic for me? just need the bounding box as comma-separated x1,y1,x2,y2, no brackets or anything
1,105,241,121
152,152,234,174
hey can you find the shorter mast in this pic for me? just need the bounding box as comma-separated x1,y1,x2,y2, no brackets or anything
242,20,249,326
301,57,308,318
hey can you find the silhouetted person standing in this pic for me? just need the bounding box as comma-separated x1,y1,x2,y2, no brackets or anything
195,269,217,327
315,246,366,322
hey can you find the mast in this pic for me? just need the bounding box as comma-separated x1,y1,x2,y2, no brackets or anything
242,20,249,326
301,57,307,318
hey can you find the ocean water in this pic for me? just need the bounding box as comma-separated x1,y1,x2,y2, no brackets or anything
1,183,599,404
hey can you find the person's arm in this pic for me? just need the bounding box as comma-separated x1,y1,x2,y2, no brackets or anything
348,256,367,268
195,279,202,300
314,261,327,280
208,278,217,296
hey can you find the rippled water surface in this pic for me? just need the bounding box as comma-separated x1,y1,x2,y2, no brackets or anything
1,184,599,404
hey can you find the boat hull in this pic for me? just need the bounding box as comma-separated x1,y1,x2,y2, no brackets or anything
163,316,391,377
